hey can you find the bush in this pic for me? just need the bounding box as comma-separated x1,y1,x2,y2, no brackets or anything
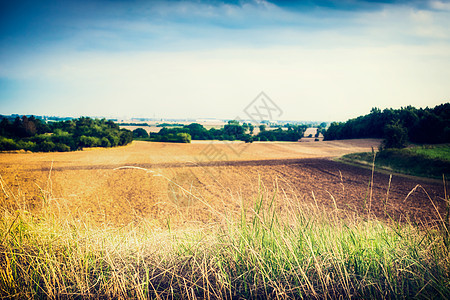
133,128,149,139
16,140,36,151
381,123,408,149
176,133,191,143
101,137,111,147
243,135,254,143
156,133,191,143
119,130,133,145
54,143,71,152
36,140,56,152
79,135,101,148
107,134,120,147
0,137,18,151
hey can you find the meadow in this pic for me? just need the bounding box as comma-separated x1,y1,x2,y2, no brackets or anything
1,140,449,299
341,144,450,179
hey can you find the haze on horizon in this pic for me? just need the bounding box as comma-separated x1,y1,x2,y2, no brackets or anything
1,0,449,122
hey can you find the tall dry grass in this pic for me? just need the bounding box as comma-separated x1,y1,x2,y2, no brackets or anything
0,167,449,299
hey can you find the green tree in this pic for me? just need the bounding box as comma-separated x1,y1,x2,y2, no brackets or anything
0,118,12,137
132,128,149,138
37,140,56,152
101,137,112,147
177,133,191,143
184,123,209,140
249,124,254,134
381,123,408,149
0,137,18,151
223,123,244,138
119,129,133,145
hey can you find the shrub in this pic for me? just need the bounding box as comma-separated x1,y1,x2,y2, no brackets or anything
176,133,191,143
54,143,71,152
0,137,18,151
107,134,120,147
101,137,111,147
16,140,36,151
79,135,101,148
36,140,56,152
381,123,408,149
119,129,133,145
132,128,149,139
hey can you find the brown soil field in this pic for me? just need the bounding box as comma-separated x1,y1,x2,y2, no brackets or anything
0,139,446,227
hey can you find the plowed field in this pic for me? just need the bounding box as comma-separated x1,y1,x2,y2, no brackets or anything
0,140,446,227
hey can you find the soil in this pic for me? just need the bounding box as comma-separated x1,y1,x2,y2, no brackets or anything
0,140,446,227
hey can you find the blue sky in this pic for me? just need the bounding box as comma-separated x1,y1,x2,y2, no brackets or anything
1,0,449,121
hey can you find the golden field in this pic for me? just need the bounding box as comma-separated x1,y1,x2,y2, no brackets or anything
1,139,449,299
0,139,446,227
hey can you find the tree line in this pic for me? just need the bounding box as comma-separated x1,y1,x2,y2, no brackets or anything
324,103,450,148
0,116,133,152
133,121,308,143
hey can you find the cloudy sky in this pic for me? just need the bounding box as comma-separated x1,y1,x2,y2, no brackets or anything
1,0,449,122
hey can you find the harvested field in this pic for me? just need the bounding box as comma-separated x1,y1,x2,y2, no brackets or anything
2,139,449,299
0,139,446,227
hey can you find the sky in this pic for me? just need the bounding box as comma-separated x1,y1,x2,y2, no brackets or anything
0,0,449,122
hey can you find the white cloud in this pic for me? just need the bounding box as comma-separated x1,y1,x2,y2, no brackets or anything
430,1,450,11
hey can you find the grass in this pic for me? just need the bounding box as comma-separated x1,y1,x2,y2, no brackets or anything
340,144,450,179
1,175,450,299
408,144,450,161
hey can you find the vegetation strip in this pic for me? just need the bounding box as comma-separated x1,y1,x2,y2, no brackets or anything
341,145,450,179
1,194,449,299
0,116,133,152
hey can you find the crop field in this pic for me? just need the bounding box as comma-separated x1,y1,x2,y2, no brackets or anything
0,139,446,226
1,139,449,299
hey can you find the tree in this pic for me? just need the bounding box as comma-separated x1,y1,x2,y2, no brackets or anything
12,117,26,138
223,123,244,138
0,137,18,151
119,129,133,145
259,124,266,132
381,123,408,149
0,116,132,152
324,104,450,144
0,118,12,137
101,137,112,147
133,128,149,138
184,123,209,139
37,140,56,152
24,116,37,136
243,135,254,143
177,133,191,143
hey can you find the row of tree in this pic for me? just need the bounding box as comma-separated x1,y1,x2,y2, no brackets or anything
0,116,133,152
133,121,308,143
324,103,450,147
